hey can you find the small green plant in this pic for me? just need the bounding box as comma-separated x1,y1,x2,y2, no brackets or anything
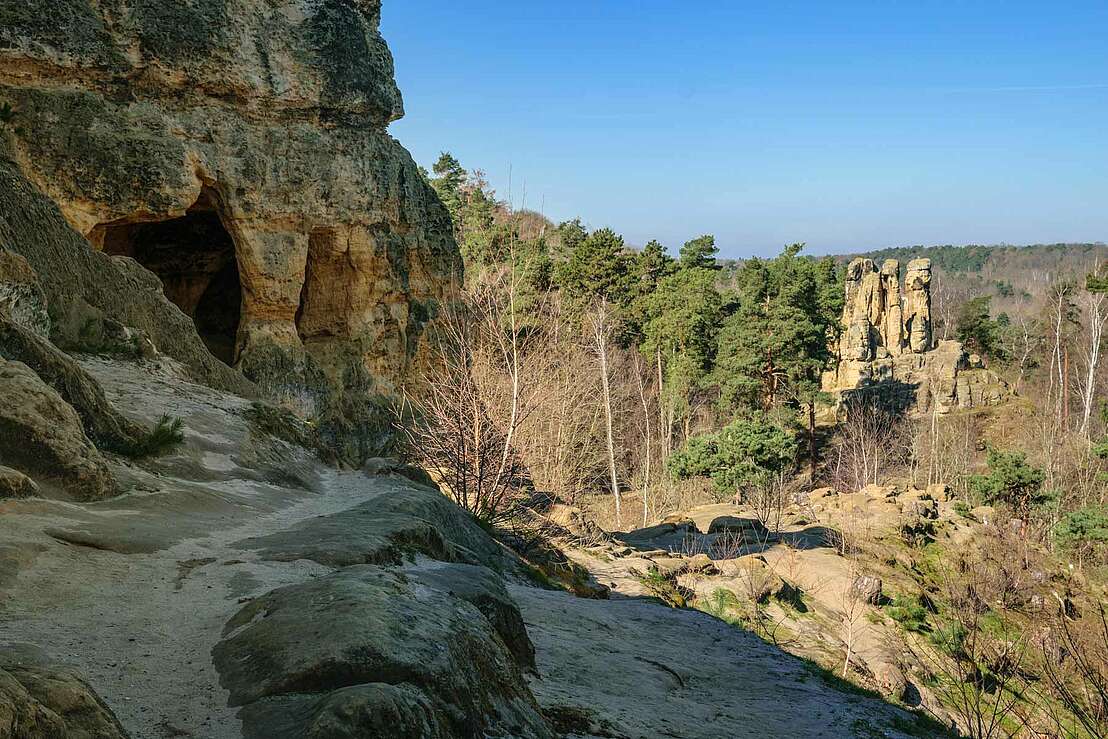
953,500,974,519
929,619,968,658
123,415,185,458
634,566,688,608
885,594,931,633
699,587,745,626
1054,505,1108,560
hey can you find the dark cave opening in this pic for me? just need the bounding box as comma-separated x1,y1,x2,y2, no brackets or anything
94,188,242,365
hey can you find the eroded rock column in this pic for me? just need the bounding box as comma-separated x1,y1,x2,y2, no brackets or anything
903,258,933,353
880,259,903,356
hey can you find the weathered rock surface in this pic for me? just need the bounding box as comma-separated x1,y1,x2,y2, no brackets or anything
406,561,537,670
212,566,551,739
0,359,114,500
0,249,49,339
237,478,508,570
0,0,461,463
0,155,250,397
0,466,37,500
0,316,147,456
825,257,1011,413
0,644,129,739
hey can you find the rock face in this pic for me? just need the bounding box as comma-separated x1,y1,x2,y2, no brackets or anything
0,250,49,340
825,257,1010,413
0,0,462,462
0,359,115,501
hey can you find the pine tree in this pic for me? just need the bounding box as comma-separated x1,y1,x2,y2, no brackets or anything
713,244,841,476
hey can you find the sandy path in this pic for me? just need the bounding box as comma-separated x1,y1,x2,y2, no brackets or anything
0,359,395,738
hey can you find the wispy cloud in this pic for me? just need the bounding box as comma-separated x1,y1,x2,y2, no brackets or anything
936,83,1108,94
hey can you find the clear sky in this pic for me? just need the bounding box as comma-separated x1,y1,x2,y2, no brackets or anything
382,2,1108,259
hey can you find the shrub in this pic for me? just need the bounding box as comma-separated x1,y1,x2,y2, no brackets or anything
953,501,974,519
1054,505,1108,561
122,415,184,458
968,448,1045,511
668,413,798,499
886,594,931,633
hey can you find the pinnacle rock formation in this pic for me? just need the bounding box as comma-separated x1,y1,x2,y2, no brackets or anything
0,0,461,463
824,257,1009,413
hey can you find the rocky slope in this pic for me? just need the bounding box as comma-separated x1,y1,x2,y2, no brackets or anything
0,0,461,462
0,354,942,738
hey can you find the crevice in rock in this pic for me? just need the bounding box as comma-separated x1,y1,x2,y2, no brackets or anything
90,187,242,365
296,227,348,345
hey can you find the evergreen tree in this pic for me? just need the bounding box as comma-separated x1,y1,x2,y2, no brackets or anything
667,413,798,498
554,227,635,307
430,152,466,223
679,234,721,271
713,244,841,476
956,296,1001,357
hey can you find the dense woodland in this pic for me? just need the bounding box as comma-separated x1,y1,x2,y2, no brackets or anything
396,153,1108,738
410,153,1108,549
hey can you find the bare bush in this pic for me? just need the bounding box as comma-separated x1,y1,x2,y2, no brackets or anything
1038,600,1108,737
909,559,1033,739
826,396,910,491
397,281,532,523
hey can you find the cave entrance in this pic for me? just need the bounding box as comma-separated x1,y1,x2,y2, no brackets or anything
93,188,242,365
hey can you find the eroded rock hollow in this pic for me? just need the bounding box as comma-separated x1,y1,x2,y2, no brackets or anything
0,0,462,462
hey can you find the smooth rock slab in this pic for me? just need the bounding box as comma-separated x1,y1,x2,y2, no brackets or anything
236,480,508,570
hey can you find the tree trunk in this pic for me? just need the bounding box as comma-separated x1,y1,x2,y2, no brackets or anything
636,353,652,528
808,402,817,480
593,303,621,525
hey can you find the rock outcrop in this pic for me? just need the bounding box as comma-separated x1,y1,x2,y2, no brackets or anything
0,644,129,739
0,359,115,500
0,0,462,463
212,566,552,739
824,257,1010,413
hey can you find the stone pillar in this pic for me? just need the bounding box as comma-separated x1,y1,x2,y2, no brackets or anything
903,258,933,353
880,259,903,356
841,258,880,362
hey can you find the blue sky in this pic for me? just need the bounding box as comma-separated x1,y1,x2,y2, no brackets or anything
382,2,1108,258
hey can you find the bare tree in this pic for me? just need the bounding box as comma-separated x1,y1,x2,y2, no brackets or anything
827,396,908,491
1076,286,1107,437
909,561,1032,739
634,352,654,527
590,299,622,525
396,288,529,523
1038,599,1108,738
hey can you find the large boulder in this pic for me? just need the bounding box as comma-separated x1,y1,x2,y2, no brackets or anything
236,478,509,571
406,562,536,670
212,566,552,739
0,465,37,500
0,317,147,455
0,359,114,500
0,644,129,739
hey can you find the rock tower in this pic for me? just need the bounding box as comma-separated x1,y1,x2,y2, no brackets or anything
824,257,1009,413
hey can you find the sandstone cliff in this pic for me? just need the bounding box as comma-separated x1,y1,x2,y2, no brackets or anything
825,257,1010,413
0,0,461,462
